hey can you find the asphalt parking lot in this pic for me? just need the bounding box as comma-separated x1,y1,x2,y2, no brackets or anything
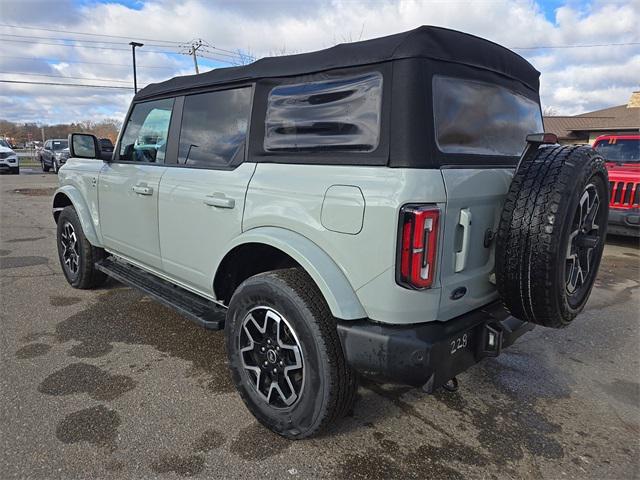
1,172,638,479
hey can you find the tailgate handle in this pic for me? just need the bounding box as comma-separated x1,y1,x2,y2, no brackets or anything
455,208,472,273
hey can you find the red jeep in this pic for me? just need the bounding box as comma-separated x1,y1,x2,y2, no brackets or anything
593,134,640,237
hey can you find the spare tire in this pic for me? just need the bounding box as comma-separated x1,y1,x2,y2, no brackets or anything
496,145,608,328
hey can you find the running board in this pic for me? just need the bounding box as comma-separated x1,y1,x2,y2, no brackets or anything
95,257,225,330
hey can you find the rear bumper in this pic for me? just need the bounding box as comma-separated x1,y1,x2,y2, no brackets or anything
337,301,533,392
608,207,640,237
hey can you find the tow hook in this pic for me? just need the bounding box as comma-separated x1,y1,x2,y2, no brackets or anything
442,377,459,392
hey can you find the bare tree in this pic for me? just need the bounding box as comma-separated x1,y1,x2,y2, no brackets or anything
0,118,121,145
542,106,558,116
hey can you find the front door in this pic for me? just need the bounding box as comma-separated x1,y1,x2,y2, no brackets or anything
158,87,253,296
98,97,175,270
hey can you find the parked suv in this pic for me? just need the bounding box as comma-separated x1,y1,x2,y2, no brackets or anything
0,138,19,174
593,134,639,237
53,26,608,439
39,138,68,173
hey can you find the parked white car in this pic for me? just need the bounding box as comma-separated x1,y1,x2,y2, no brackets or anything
0,139,19,174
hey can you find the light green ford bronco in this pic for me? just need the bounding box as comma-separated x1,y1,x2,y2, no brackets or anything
53,26,608,439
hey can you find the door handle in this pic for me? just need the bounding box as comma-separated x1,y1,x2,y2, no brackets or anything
455,208,472,273
132,185,153,196
203,194,235,209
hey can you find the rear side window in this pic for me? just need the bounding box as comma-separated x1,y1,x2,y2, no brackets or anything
178,87,252,168
433,76,542,156
264,72,383,153
119,97,174,163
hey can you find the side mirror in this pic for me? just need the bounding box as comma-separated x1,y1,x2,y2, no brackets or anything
68,133,100,159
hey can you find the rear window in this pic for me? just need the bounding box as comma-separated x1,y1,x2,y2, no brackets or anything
433,76,542,157
594,138,640,163
52,140,68,151
264,72,382,153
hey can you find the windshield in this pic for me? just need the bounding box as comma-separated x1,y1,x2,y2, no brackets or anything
433,76,543,157
52,140,68,151
594,138,639,163
0,139,10,148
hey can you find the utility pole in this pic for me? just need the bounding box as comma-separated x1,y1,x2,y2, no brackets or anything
129,42,144,93
188,39,203,74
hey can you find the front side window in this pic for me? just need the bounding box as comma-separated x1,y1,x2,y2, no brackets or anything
178,87,251,168
433,76,543,156
119,98,174,163
264,72,383,153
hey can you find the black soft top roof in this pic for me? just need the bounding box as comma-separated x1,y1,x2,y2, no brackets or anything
134,25,539,101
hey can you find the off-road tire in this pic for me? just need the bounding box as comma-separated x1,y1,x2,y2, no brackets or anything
225,268,357,439
41,157,50,172
53,160,59,174
10,166,19,175
56,206,107,289
496,145,608,328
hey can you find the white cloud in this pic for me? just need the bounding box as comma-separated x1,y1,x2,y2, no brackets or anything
0,0,639,123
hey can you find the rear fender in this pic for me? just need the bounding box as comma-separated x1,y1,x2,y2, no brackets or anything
222,227,367,320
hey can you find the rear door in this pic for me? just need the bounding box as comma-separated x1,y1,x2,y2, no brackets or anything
98,97,174,270
432,75,543,319
158,87,254,296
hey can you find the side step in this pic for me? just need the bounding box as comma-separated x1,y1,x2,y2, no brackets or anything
96,257,225,330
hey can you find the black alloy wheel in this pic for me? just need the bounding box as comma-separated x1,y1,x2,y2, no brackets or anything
565,182,606,307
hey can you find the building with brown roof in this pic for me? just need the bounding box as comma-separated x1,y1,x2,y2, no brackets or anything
544,92,640,144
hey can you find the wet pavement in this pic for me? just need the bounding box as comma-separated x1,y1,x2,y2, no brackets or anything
1,173,638,479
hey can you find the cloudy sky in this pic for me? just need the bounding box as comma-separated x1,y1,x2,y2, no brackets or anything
1,0,638,124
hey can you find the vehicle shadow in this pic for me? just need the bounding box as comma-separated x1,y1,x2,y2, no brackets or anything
606,233,639,249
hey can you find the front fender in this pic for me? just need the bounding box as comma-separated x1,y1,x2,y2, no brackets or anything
224,227,367,320
52,185,101,247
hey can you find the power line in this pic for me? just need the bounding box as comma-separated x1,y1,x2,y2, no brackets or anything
511,41,640,50
0,79,137,90
0,70,135,84
0,37,183,55
0,23,252,63
193,50,243,65
0,23,182,45
0,54,177,69
198,46,251,61
198,39,256,60
0,32,181,49
0,36,247,65
4,21,636,56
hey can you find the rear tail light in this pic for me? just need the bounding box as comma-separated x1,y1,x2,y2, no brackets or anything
397,205,439,289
